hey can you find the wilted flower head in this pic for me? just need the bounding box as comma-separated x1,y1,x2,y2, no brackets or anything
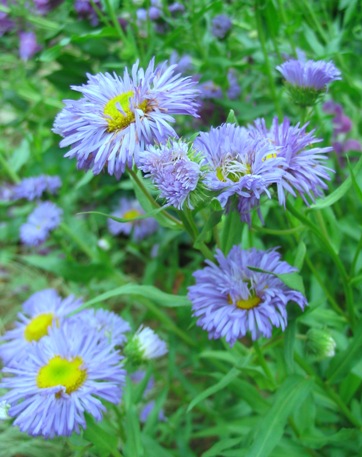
139,140,201,210
194,123,285,220
53,58,199,179
0,322,125,437
77,308,131,346
12,175,61,201
211,14,232,39
0,289,82,366
108,198,158,241
276,51,341,105
125,326,167,362
248,117,333,206
19,32,41,61
20,201,63,246
188,246,306,346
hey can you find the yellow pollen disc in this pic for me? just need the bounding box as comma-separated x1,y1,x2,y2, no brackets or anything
36,356,87,395
216,164,252,182
24,313,54,342
123,209,141,220
227,293,261,310
103,91,148,132
262,152,278,162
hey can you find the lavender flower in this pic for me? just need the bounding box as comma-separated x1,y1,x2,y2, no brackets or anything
168,2,185,15
53,58,200,179
211,14,232,39
108,198,158,241
199,81,223,99
12,175,61,201
276,51,341,90
0,289,82,366
20,201,63,246
0,0,14,36
19,32,41,61
33,0,64,15
149,6,161,20
248,117,333,205
169,51,193,74
194,123,285,219
188,246,306,345
0,322,125,437
227,69,241,100
139,140,201,210
74,0,102,26
77,308,131,346
140,400,166,423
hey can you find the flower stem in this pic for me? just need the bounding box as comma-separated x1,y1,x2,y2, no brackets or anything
253,340,276,389
0,150,20,183
59,222,97,261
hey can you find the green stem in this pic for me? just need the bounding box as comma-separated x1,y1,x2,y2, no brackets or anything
127,168,183,227
0,151,20,183
295,353,362,428
253,341,276,389
104,0,127,42
286,201,355,328
351,234,362,277
59,223,96,261
179,209,215,261
254,0,282,117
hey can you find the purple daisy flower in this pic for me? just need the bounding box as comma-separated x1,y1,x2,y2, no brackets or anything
194,123,285,217
276,50,341,91
168,2,185,15
0,322,125,437
108,198,158,241
188,246,306,346
169,51,193,74
77,308,131,346
199,81,223,99
211,14,232,39
12,175,61,201
248,117,333,206
139,140,201,210
0,289,82,366
20,201,63,246
131,326,168,360
53,58,200,179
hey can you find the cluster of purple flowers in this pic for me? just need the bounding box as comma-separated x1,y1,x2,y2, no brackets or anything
323,100,361,164
12,175,61,201
0,289,168,437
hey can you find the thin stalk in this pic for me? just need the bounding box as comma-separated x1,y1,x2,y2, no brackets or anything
253,341,276,389
351,234,362,277
127,168,183,227
104,0,127,42
0,151,20,183
59,223,96,261
286,201,355,328
294,353,362,429
254,0,282,117
179,209,215,261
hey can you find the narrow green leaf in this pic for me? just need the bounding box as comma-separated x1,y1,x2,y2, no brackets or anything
245,375,313,457
309,156,362,209
226,109,238,125
83,418,120,457
247,267,305,294
326,320,362,384
202,437,244,457
283,321,296,374
221,211,243,254
187,368,240,412
194,211,223,247
79,205,169,223
294,241,306,271
71,284,189,315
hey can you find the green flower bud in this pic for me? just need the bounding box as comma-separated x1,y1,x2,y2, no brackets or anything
306,328,336,359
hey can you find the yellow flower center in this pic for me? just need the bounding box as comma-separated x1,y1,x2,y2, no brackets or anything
24,313,54,342
216,163,251,182
36,356,87,395
103,91,148,132
262,152,278,162
123,209,141,220
228,294,261,310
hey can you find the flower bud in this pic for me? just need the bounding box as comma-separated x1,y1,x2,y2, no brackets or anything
306,328,336,359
